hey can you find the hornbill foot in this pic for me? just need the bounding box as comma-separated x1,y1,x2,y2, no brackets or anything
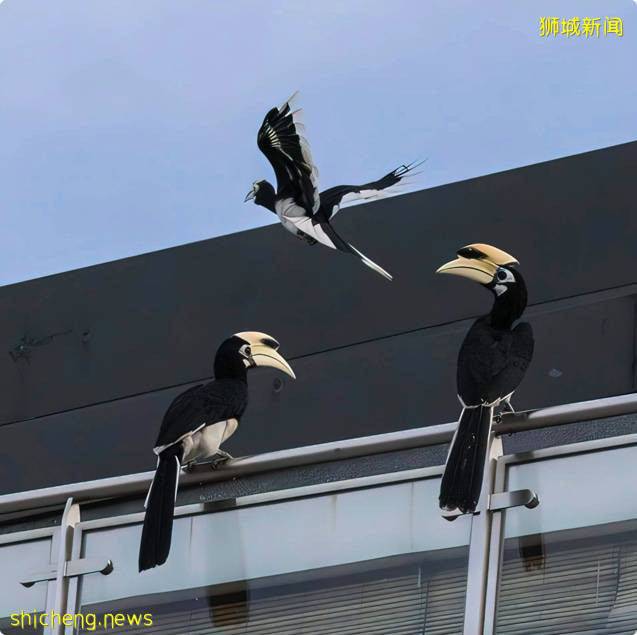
296,231,317,246
501,399,516,414
494,399,515,424
209,450,234,470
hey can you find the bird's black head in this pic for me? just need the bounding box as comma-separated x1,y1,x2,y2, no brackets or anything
214,331,296,381
437,243,527,328
244,180,276,212
485,265,528,328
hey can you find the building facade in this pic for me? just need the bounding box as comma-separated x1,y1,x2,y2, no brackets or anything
1,142,637,634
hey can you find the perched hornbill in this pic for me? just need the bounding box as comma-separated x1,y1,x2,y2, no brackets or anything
245,92,422,281
436,244,534,514
138,332,295,572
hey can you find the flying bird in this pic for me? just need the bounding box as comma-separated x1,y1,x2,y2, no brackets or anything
245,93,422,281
436,244,534,514
138,332,295,571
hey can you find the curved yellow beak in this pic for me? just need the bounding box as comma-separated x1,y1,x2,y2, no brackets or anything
234,331,296,379
436,243,518,284
251,345,296,379
436,257,498,284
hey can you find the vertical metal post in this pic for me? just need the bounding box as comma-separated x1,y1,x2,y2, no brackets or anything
42,527,60,635
462,425,503,635
482,456,508,634
43,497,80,635
63,526,84,635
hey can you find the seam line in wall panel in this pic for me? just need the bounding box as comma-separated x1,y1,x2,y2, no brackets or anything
2,280,637,430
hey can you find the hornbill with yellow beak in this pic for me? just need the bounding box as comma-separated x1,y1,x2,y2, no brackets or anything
436,244,534,514
245,92,422,281
138,332,295,571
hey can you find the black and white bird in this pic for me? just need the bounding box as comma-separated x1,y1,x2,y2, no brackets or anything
245,93,422,281
436,244,534,515
138,332,295,572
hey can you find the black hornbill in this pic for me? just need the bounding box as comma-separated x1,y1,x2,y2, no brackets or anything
436,244,534,514
245,92,422,281
138,332,295,572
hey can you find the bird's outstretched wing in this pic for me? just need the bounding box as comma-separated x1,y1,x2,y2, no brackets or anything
257,92,320,214
288,215,392,280
316,160,424,221
153,381,245,451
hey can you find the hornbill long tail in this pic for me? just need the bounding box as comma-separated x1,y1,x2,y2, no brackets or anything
317,218,393,281
439,406,492,513
139,444,182,571
436,243,534,515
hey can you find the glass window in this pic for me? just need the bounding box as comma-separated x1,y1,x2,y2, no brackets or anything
0,537,52,634
1,620,44,634
496,444,637,633
497,520,637,633
76,477,471,633
78,550,468,634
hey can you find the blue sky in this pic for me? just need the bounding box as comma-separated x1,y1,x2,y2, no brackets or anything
0,0,635,286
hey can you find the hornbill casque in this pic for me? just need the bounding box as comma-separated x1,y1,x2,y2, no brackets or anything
138,332,295,572
245,92,422,281
436,244,534,515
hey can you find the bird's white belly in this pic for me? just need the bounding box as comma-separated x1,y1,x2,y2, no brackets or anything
181,418,238,464
274,199,336,249
276,198,307,220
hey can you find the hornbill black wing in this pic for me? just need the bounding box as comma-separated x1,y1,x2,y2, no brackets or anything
489,322,534,402
256,93,320,215
140,380,247,571
153,380,246,451
316,161,423,221
457,318,534,406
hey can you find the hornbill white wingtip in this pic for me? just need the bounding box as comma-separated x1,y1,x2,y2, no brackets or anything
279,90,301,111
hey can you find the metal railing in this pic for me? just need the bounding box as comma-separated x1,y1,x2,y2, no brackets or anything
1,392,636,517
1,392,637,635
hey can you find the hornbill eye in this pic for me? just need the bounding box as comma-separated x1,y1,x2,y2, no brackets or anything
497,270,508,281
244,346,252,356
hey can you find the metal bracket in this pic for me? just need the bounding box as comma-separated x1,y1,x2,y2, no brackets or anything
489,488,539,512
20,558,113,588
441,488,539,521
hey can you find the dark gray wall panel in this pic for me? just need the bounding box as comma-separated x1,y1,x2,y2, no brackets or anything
0,291,634,495
0,142,636,424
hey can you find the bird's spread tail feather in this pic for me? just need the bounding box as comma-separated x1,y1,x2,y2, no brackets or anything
139,445,182,572
439,406,492,513
315,219,393,280
349,244,393,281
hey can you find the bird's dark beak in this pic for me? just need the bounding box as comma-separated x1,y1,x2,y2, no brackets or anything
244,190,256,203
436,257,497,285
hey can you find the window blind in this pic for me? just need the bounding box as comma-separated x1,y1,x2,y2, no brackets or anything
82,557,467,635
496,532,637,634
